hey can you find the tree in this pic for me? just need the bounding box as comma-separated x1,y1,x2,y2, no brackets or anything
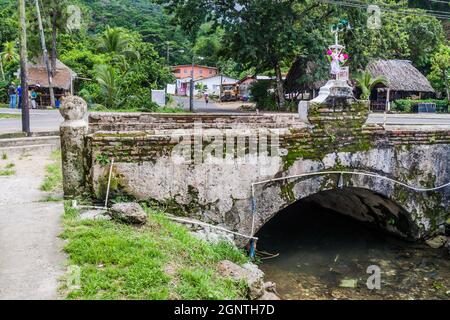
95,64,122,109
35,0,55,108
428,45,450,100
354,71,388,100
98,27,139,60
0,41,19,80
165,0,303,110
41,0,69,72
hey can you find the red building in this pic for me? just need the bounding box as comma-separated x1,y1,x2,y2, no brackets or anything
172,65,218,80
172,65,219,96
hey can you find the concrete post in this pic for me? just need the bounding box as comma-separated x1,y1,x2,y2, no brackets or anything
59,96,88,197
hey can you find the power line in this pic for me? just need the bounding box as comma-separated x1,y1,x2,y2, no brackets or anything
345,0,450,17
318,0,450,19
318,0,450,20
429,0,450,5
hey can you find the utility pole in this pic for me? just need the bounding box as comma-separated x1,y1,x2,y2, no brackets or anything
35,0,55,109
19,0,30,135
189,57,194,112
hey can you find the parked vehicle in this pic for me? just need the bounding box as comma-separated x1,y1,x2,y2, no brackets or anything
220,83,239,102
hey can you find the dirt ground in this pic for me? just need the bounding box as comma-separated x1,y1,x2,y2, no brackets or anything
0,148,65,300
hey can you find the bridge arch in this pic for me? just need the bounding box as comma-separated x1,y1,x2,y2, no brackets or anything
246,171,443,242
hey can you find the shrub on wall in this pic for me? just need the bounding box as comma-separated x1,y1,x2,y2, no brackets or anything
391,99,449,113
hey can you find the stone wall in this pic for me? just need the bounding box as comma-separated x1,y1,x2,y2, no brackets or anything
60,100,450,245
86,124,450,243
89,112,306,132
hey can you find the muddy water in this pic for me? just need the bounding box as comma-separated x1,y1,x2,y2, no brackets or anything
257,201,450,300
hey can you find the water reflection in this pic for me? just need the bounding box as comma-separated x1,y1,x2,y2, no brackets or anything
257,200,449,300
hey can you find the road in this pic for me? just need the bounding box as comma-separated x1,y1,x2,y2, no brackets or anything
0,109,63,134
1,106,450,134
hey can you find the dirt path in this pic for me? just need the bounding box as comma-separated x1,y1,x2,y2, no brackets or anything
0,148,65,300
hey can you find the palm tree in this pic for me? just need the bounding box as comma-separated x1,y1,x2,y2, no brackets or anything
1,41,19,63
1,41,20,80
354,71,389,100
95,64,122,109
98,27,140,60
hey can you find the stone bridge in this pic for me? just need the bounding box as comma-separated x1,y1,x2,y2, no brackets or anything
60,97,450,244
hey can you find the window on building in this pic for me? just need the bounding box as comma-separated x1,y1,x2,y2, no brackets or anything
184,70,187,74
209,70,213,74
199,70,203,74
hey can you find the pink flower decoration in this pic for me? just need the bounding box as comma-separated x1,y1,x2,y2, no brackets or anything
343,53,349,60
327,50,333,56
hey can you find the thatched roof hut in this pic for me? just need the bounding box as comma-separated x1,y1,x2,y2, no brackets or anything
366,59,434,93
285,57,328,98
366,59,435,111
27,58,77,92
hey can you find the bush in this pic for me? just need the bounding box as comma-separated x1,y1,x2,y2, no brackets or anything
391,99,449,113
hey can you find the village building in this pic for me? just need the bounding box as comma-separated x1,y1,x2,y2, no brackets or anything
193,75,238,96
25,58,77,108
172,65,218,80
366,59,435,111
172,64,219,96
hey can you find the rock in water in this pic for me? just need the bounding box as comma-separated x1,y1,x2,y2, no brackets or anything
109,203,147,225
425,235,447,249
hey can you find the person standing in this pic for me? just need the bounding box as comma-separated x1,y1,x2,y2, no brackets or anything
30,89,38,109
17,85,22,109
8,82,17,109
204,92,209,107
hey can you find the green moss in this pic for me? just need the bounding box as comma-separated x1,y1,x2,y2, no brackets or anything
280,181,296,203
282,102,374,169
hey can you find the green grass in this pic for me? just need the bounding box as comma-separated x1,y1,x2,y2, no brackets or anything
2,153,7,160
40,150,62,192
0,113,20,119
0,103,8,109
0,168,15,176
0,162,15,176
60,203,249,300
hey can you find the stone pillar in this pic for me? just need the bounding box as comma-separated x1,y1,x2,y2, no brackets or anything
59,96,88,197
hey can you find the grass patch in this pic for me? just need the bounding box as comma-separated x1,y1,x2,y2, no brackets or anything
0,113,20,119
0,168,15,176
2,153,7,160
39,194,64,202
40,150,62,192
61,202,249,300
0,162,15,176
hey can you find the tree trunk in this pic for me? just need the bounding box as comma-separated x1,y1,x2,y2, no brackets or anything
19,0,30,134
35,0,55,108
275,63,285,110
51,9,58,73
445,70,449,101
0,59,5,81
